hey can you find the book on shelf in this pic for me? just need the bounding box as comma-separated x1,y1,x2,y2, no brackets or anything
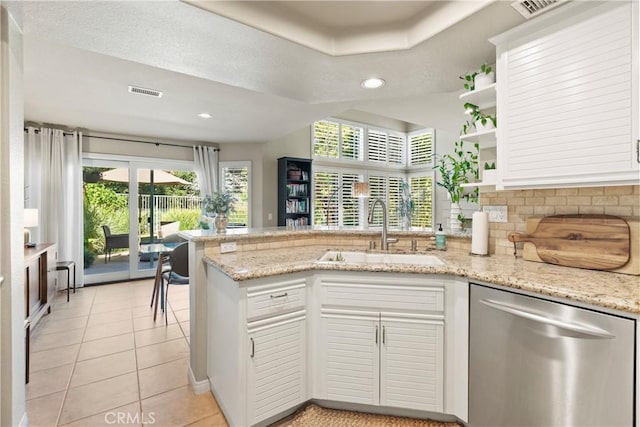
286,217,309,227
286,183,308,197
285,199,307,214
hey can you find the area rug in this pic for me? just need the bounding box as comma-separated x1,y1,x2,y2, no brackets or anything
290,404,461,427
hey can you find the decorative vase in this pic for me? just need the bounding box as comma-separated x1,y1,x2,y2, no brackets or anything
214,213,228,234
450,202,462,233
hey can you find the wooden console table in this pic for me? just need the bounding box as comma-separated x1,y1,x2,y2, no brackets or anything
24,243,57,382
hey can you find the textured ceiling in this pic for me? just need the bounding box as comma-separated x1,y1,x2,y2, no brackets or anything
16,1,524,144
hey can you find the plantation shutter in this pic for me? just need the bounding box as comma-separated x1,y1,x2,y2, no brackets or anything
409,130,434,166
367,130,387,163
313,120,339,158
410,175,434,229
313,171,339,225
368,175,387,226
388,134,406,165
341,173,361,227
221,165,249,227
387,176,403,227
341,124,363,161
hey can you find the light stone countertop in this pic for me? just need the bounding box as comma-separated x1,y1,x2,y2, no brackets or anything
203,245,640,315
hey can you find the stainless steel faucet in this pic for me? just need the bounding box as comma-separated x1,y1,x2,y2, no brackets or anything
368,198,398,251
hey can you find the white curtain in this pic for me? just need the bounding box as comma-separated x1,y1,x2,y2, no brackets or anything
25,127,84,287
193,145,219,197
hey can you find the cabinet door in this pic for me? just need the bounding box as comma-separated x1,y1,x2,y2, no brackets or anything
247,314,306,425
496,2,639,189
380,318,444,412
320,313,380,405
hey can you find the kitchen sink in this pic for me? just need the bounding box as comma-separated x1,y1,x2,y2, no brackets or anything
316,251,445,266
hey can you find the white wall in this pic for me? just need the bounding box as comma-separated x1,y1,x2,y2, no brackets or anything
0,5,26,426
260,126,311,227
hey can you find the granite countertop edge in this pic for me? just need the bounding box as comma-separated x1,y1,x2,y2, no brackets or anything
202,247,640,315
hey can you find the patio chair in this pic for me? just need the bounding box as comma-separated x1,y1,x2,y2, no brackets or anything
102,225,129,263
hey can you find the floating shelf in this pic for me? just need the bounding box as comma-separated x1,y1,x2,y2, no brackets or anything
459,84,497,109
460,129,497,147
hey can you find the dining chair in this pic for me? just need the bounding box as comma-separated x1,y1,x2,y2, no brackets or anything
161,242,189,323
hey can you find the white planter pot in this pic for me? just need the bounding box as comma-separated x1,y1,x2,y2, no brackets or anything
474,71,495,90
450,202,462,232
482,169,497,184
475,119,495,133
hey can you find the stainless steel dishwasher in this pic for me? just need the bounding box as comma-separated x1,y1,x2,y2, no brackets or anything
469,283,635,427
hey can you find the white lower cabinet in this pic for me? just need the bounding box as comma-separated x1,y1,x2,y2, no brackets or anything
379,318,444,412
319,312,444,412
316,275,448,414
247,312,306,425
320,313,380,405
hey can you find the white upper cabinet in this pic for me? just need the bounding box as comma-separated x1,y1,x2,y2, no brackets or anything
491,1,639,189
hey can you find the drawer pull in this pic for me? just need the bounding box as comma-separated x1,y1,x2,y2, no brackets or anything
375,325,378,344
250,338,255,358
270,292,288,299
382,325,386,344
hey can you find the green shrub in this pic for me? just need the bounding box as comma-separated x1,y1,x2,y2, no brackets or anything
161,209,201,231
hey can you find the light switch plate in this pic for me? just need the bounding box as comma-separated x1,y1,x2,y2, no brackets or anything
483,205,508,223
220,241,237,253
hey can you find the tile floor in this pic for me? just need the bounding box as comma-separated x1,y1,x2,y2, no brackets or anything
26,280,228,427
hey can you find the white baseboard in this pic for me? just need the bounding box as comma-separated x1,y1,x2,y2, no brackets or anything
188,367,210,395
18,412,28,427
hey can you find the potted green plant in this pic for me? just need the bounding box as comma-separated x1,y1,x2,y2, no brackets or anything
436,140,479,231
459,71,478,91
202,191,235,233
483,162,497,184
474,63,495,90
464,103,496,132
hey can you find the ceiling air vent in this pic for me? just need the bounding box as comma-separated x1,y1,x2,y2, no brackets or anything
511,0,566,19
127,85,163,98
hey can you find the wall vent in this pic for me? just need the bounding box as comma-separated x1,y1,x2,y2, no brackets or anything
127,85,163,98
510,0,566,19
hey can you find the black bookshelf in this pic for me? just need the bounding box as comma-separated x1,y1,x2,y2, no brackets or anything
277,157,312,227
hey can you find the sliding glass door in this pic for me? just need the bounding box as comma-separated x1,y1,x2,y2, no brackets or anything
83,157,198,284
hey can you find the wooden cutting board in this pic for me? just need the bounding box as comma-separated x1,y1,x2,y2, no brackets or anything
507,215,633,272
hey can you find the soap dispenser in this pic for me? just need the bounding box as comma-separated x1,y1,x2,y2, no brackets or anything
435,223,447,250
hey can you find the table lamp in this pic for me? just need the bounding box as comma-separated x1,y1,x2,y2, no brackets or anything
24,208,39,247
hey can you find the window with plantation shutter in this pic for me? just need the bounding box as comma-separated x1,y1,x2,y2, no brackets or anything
311,117,435,229
409,130,434,166
410,175,434,229
313,119,363,161
313,120,339,158
313,169,363,227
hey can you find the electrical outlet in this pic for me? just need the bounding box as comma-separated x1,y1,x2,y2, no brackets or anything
268,213,273,221
220,241,237,253
483,205,508,223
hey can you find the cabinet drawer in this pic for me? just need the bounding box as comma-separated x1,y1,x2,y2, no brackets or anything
247,279,306,321
321,281,444,313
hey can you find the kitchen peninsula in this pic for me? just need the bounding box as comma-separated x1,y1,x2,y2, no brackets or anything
182,227,639,427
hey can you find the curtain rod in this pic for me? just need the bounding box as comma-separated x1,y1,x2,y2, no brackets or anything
24,128,220,151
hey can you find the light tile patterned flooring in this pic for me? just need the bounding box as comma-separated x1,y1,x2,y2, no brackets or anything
26,280,228,427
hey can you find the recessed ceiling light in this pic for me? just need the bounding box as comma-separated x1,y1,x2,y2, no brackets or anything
361,78,386,89
197,113,213,119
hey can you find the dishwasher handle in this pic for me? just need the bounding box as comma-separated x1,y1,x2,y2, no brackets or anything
479,298,615,339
